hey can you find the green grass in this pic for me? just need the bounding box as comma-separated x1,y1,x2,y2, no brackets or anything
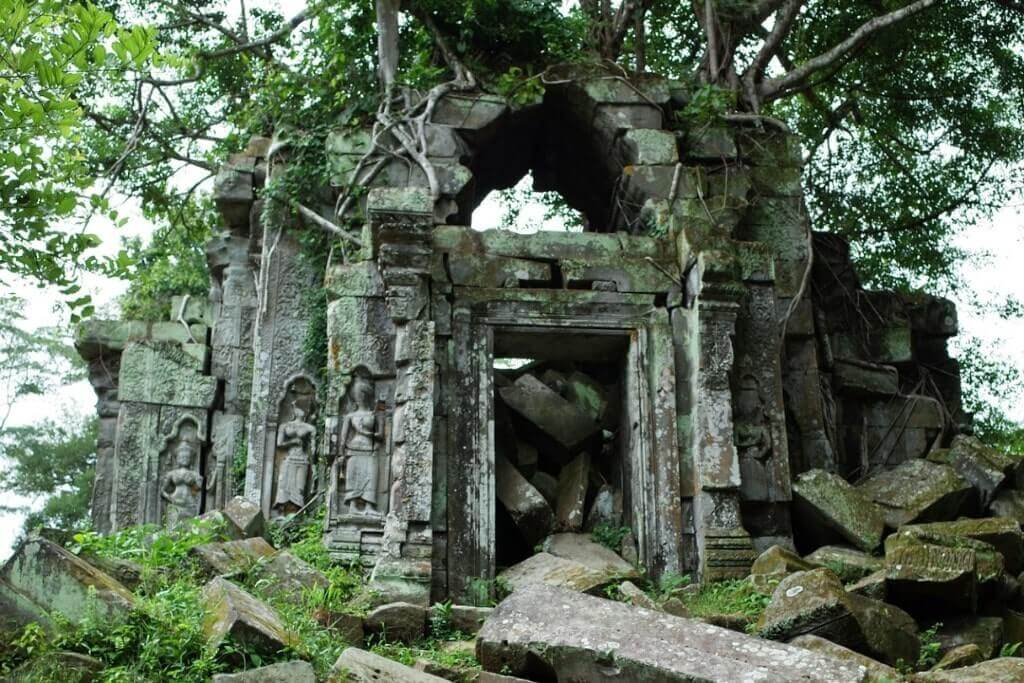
678,578,771,627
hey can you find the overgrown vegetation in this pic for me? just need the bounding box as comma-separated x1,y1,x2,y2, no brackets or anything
677,577,772,631
0,514,373,680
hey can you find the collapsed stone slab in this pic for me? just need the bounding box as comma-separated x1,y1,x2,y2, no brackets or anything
929,436,1019,509
364,602,427,643
212,661,315,683
222,496,266,539
789,635,899,683
899,517,1024,574
857,459,971,529
495,453,554,546
884,540,978,614
499,374,599,455
327,647,447,682
499,542,637,595
913,657,1024,682
477,582,868,682
804,546,883,583
201,577,294,655
0,536,135,630
191,537,277,576
758,568,919,666
554,452,591,531
793,470,886,552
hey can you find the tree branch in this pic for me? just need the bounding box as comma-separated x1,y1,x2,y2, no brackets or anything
414,9,476,86
201,3,320,60
759,0,942,102
744,0,804,85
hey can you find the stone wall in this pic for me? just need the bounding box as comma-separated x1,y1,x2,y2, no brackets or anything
78,64,964,602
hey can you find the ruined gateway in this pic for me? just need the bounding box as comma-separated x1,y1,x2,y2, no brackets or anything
76,67,963,605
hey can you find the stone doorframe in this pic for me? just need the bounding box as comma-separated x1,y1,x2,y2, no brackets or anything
442,287,687,602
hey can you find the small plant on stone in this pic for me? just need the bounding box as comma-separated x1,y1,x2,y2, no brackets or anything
1000,641,1022,657
916,622,943,670
643,571,692,603
430,601,457,640
590,523,631,553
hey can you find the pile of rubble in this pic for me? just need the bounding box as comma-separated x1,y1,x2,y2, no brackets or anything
492,361,630,567
740,433,1024,680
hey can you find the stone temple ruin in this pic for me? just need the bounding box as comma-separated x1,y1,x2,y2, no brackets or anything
76,66,967,606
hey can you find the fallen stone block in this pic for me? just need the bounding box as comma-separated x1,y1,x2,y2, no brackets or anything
499,551,633,595
562,370,609,423
989,489,1024,526
495,453,554,546
80,553,145,590
930,436,1018,509
223,496,266,539
793,469,886,552
618,580,659,609
477,673,535,683
898,517,1024,574
789,634,899,683
428,604,491,636
857,459,972,528
750,544,816,586
0,536,135,629
529,471,558,507
554,452,591,531
476,582,867,682
584,484,622,531
256,551,330,595
202,577,294,655
804,545,884,583
313,608,364,644
934,616,1004,660
212,661,315,683
912,657,1024,682
327,647,446,682
7,650,104,682
542,532,640,579
930,644,984,672
364,602,427,643
758,568,919,666
884,540,978,614
191,537,276,576
847,569,887,601
499,374,599,454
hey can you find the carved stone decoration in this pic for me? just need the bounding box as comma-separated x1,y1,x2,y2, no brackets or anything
270,376,318,516
336,375,385,516
158,417,203,526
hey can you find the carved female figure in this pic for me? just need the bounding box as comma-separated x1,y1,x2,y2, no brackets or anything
161,438,202,526
273,402,317,511
339,376,383,514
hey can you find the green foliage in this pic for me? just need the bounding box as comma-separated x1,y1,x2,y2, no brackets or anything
117,199,214,321
493,66,545,107
590,523,632,553
1000,641,1022,658
635,571,692,605
0,0,158,314
465,576,511,607
916,622,943,671
955,337,1024,452
678,578,770,627
0,415,97,532
676,84,736,125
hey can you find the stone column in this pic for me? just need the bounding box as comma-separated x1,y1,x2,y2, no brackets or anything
693,278,756,581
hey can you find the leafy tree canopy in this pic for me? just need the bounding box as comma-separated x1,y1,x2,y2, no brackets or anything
1,0,1022,299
